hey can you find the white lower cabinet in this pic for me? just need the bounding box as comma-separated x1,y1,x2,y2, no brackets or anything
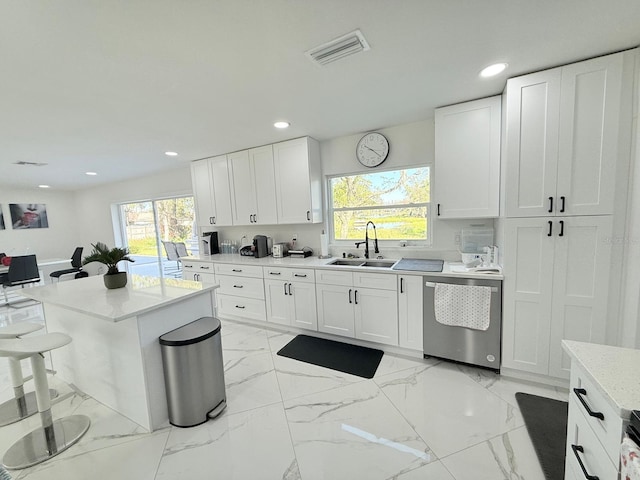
264,267,317,330
397,275,424,351
316,271,398,346
502,216,613,378
215,263,266,322
181,260,216,284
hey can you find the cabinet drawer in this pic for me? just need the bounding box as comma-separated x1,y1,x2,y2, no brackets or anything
315,269,353,286
565,396,618,480
569,364,624,465
217,276,265,299
217,294,266,322
263,267,315,283
182,261,214,272
353,272,397,291
214,263,263,278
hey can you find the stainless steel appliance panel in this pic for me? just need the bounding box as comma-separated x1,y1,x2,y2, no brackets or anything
423,275,502,371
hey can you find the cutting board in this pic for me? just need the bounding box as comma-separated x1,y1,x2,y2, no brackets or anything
391,258,444,273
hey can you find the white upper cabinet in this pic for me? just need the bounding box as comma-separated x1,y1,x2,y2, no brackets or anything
228,145,278,225
434,95,501,218
273,137,323,224
191,155,233,227
504,52,624,217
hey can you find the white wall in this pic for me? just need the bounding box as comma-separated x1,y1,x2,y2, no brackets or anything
0,187,81,260
74,166,192,250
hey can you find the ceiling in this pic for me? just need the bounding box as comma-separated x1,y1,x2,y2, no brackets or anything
2,0,640,191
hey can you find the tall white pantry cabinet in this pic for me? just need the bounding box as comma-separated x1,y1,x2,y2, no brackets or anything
501,50,635,380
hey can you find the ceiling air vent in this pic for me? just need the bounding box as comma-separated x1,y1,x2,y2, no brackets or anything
306,29,370,66
13,161,48,167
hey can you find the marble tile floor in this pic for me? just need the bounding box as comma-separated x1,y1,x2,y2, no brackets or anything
0,304,569,479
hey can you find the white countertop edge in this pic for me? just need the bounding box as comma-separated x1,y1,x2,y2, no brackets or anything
181,254,504,279
20,282,219,323
562,340,640,418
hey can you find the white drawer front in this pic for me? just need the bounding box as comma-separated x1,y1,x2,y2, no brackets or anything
569,364,623,465
353,272,397,291
263,267,315,283
315,269,352,286
565,396,618,480
182,261,214,271
214,263,263,278
217,294,266,322
217,276,265,299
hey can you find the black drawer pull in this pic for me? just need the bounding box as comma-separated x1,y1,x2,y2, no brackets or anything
233,285,243,288
184,265,193,268
548,196,553,213
294,273,307,278
560,196,566,213
559,220,564,237
547,221,553,236
232,269,242,272
573,388,605,420
571,445,599,480
269,272,281,275
200,266,210,269
235,305,245,309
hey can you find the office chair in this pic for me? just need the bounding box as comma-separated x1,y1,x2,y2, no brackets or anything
1,255,41,307
49,247,87,282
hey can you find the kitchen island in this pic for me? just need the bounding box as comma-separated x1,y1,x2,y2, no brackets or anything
20,275,218,432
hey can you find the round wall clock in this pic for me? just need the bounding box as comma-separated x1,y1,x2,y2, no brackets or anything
356,132,389,168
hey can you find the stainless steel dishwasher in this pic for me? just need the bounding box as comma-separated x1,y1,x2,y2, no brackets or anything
423,275,502,371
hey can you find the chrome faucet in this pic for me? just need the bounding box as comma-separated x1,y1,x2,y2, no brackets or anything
354,221,379,259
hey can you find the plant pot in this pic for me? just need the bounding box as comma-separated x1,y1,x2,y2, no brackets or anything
103,272,128,289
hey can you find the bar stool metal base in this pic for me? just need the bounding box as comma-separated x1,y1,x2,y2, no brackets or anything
0,389,57,427
3,414,91,470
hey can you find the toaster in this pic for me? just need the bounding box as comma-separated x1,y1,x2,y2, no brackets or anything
272,243,289,258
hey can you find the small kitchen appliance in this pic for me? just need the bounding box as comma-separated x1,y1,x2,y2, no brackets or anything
272,243,289,258
201,232,219,256
252,235,271,258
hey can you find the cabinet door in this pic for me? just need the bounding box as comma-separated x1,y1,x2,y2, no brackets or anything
398,275,424,351
265,279,290,326
504,69,561,217
228,150,256,225
556,53,623,216
501,218,555,374
354,288,398,346
209,155,233,226
250,145,278,225
273,137,314,224
290,281,318,331
434,96,501,218
548,216,613,378
316,284,354,337
191,159,215,226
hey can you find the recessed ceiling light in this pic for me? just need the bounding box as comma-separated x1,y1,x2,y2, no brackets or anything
38,184,50,188
274,121,290,129
480,63,508,78
165,151,179,156
86,171,97,176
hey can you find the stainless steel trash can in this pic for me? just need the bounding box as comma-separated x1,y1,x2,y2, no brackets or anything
159,317,226,427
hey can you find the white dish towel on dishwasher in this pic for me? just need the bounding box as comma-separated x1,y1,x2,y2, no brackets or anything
621,436,640,480
434,283,491,331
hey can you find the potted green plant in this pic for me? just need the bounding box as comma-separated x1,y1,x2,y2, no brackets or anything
83,242,135,289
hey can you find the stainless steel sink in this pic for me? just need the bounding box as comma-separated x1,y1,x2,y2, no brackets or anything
361,261,396,268
328,259,365,266
327,259,396,269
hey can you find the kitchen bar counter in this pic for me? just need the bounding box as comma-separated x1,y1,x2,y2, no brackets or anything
20,275,218,431
562,340,640,417
182,253,504,280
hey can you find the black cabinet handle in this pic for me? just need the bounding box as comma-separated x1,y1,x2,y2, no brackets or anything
547,221,553,237
400,277,404,294
233,284,243,288
573,388,604,420
200,266,210,269
288,283,292,295
232,269,242,272
284,283,288,295
294,273,307,278
354,290,358,305
213,216,216,224
560,196,566,213
235,305,245,309
571,445,599,480
270,272,281,275
437,204,441,216
559,220,564,237
548,197,553,213
209,216,214,224
195,274,200,281
348,289,352,304
184,265,193,268
306,210,311,221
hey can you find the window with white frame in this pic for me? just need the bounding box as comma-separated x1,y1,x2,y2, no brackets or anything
329,166,430,243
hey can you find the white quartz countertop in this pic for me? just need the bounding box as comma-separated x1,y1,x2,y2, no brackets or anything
562,340,640,417
183,254,503,279
20,275,218,322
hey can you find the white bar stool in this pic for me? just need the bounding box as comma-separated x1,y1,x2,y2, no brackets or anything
0,323,57,427
0,333,90,470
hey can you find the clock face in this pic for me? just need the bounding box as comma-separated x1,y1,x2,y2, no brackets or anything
356,133,389,168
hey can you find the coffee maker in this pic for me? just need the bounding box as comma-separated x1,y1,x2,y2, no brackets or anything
201,231,219,256
252,235,271,258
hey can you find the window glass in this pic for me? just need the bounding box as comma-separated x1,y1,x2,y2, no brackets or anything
330,167,430,241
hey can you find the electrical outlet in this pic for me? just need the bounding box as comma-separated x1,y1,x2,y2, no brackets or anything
292,233,297,242
454,233,461,246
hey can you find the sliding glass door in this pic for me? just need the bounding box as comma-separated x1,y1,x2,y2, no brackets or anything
120,196,195,278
